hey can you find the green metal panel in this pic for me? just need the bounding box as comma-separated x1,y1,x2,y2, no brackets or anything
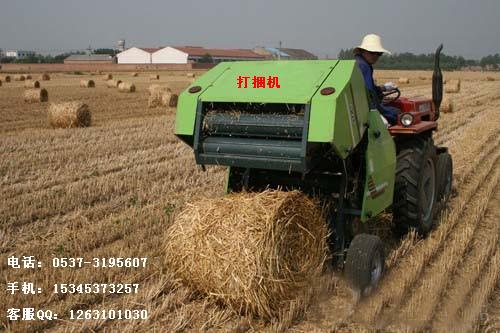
175,63,230,135
199,60,339,104
361,111,396,222
309,61,369,159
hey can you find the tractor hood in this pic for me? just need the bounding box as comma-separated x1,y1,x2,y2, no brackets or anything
198,60,339,104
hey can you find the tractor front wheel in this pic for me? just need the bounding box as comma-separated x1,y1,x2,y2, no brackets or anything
345,234,385,297
393,137,437,235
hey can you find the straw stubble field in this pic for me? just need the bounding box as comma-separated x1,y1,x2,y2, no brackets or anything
0,70,499,332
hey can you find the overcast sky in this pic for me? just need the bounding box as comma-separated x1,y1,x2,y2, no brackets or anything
0,0,498,59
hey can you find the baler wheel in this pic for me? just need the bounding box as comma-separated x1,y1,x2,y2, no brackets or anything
344,234,385,297
393,137,437,235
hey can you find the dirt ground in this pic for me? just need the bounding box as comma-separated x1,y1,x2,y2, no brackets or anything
0,69,499,332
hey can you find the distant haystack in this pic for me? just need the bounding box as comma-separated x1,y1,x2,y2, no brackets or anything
148,85,177,108
48,102,91,128
106,79,122,88
150,74,160,80
80,80,95,88
0,75,11,82
25,74,32,80
131,72,139,77
39,73,50,81
186,73,195,78
398,77,410,84
486,76,495,81
24,80,40,89
14,75,26,81
440,97,454,113
445,79,461,93
118,82,136,93
24,89,49,103
103,74,113,81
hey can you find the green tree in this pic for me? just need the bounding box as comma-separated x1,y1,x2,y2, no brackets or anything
199,53,214,63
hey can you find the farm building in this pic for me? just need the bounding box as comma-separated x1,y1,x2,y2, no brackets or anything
116,47,160,64
64,54,115,64
4,50,36,59
117,46,265,64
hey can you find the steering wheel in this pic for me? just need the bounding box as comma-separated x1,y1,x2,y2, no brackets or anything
382,88,401,104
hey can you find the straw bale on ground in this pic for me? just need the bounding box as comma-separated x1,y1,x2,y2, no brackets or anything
80,80,95,88
186,72,195,78
14,75,26,81
0,80,2,87
118,82,136,93
148,85,177,108
24,80,40,89
39,73,50,81
150,74,160,80
486,76,495,81
48,102,91,128
398,77,410,84
445,79,461,93
106,79,122,88
131,72,138,77
165,190,328,319
440,97,454,113
25,74,32,80
0,75,11,82
24,89,48,103
103,74,113,80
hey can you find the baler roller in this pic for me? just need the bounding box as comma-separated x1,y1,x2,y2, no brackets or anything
204,112,304,139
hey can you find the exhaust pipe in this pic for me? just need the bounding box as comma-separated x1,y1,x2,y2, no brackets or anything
432,44,444,120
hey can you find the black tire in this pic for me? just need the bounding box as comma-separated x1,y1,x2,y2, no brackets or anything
436,152,453,203
345,234,385,297
393,137,437,235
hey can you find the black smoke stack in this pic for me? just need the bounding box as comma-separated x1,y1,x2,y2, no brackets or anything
432,44,444,120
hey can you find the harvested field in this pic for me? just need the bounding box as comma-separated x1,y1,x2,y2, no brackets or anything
0,70,499,332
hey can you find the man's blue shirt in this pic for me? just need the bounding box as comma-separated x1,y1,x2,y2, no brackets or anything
355,54,398,125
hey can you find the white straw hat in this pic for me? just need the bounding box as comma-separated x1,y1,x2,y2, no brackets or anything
356,34,391,55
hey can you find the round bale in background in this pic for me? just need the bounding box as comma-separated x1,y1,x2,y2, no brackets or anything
80,80,95,88
48,102,91,128
24,89,48,103
186,72,195,78
398,77,410,84
164,190,328,319
102,74,113,81
440,97,454,113
150,74,160,80
0,80,2,87
444,79,461,93
14,75,26,81
24,80,40,89
118,82,136,93
25,74,32,80
131,72,138,77
106,79,122,88
39,73,50,81
0,75,11,82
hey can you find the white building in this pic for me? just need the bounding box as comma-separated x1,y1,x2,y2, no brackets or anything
116,47,158,64
5,50,36,59
151,47,188,64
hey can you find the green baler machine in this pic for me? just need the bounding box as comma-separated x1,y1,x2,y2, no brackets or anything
174,54,452,295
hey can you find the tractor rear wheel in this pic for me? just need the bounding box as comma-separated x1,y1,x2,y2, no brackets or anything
393,137,437,235
345,234,385,297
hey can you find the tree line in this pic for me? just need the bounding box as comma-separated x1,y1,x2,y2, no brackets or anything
0,49,119,64
338,48,499,70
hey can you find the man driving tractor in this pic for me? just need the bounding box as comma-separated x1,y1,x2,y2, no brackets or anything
355,34,399,126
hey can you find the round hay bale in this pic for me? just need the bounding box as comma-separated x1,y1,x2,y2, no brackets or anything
14,75,26,81
24,89,48,103
440,97,454,113
24,80,40,89
103,74,113,81
148,86,177,108
165,190,328,319
161,91,178,107
186,72,195,78
148,84,164,95
398,77,410,84
445,80,460,93
486,76,495,81
48,102,91,128
0,80,2,87
1,75,11,82
118,82,136,93
150,74,160,80
80,80,95,88
39,73,50,81
25,74,32,80
131,72,139,77
106,79,122,88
